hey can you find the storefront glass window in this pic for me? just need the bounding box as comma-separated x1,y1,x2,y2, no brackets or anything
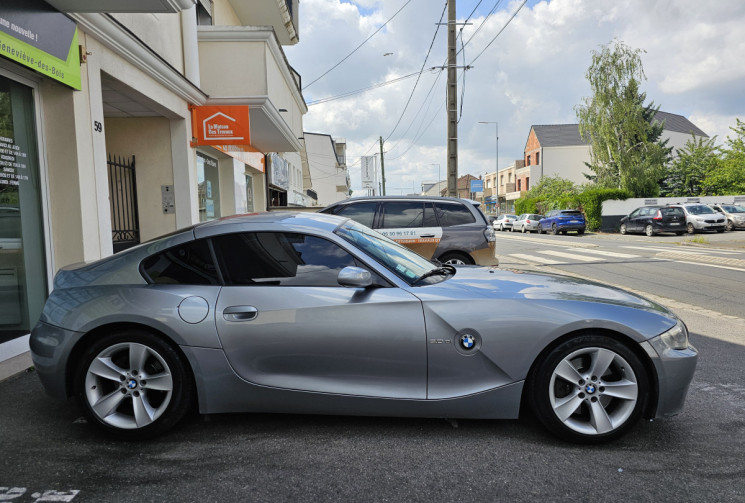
0,75,47,343
197,151,220,222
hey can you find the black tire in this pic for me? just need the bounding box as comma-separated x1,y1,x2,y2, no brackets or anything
521,225,526,233
619,224,627,235
716,229,725,233
687,223,695,234
528,334,649,444
577,228,585,235
74,329,194,439
645,224,654,237
551,224,559,235
438,252,473,265
675,232,684,236
538,226,544,234
726,220,734,232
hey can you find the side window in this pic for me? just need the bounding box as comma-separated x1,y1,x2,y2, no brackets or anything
433,202,476,227
212,232,357,287
423,203,437,227
334,202,377,228
141,239,219,285
380,202,424,229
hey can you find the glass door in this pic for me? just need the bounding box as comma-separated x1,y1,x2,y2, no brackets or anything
0,75,46,343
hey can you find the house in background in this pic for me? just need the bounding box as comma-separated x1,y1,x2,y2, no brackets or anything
522,111,709,189
303,133,350,207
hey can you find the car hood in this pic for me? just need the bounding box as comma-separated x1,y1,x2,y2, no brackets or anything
417,266,671,315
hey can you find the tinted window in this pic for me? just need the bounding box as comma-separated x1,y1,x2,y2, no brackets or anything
142,239,219,285
380,202,424,229
686,205,714,215
334,202,377,228
423,203,438,227
560,210,582,216
434,202,476,227
661,207,683,217
212,232,357,287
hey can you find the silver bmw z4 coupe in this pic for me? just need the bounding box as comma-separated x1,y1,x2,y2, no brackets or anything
30,212,697,443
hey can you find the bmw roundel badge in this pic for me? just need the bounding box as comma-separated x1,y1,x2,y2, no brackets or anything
460,334,476,350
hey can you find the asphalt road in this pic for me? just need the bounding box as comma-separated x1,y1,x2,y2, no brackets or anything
2,285,745,500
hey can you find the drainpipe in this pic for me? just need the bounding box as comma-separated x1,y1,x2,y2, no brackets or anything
181,6,200,87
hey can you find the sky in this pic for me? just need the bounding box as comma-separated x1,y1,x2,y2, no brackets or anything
284,0,745,195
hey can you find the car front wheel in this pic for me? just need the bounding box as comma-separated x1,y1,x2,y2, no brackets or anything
687,223,695,234
551,224,559,235
528,335,649,443
439,252,472,265
620,224,627,235
75,329,194,439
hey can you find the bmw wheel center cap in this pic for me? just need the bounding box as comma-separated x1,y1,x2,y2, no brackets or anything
460,334,476,350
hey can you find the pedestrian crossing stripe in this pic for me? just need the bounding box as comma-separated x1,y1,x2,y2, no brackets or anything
509,253,564,264
567,248,640,259
538,250,604,262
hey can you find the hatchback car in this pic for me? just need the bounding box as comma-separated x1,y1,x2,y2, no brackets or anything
513,214,544,233
493,214,517,231
709,203,745,231
320,196,496,266
30,212,697,443
539,210,586,235
669,204,726,234
619,206,686,236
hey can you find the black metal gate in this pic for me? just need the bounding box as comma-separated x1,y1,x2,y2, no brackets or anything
107,155,140,253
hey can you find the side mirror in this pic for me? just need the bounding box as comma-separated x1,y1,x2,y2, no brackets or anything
337,266,373,288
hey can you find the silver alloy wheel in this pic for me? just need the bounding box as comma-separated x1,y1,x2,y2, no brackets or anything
442,256,467,265
620,223,627,235
548,346,638,436
645,224,654,237
84,342,174,430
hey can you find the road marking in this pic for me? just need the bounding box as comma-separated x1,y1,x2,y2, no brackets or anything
622,246,707,255
666,260,745,273
539,250,604,262
566,248,640,258
509,253,564,264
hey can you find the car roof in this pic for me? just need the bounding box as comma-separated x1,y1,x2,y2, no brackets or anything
326,195,478,206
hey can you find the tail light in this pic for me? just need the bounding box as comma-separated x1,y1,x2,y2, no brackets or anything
653,210,662,221
526,219,531,224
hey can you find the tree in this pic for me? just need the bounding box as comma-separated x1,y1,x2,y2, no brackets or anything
575,40,671,197
702,118,745,195
660,135,721,197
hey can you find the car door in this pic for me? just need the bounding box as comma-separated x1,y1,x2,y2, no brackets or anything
626,208,641,232
375,201,441,259
211,231,427,399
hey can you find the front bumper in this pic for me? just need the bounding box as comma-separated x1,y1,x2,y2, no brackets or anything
640,336,698,418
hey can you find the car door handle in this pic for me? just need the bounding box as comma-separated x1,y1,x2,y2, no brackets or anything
223,306,258,322
420,234,435,238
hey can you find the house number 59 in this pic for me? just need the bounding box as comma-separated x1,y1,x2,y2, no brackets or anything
93,121,103,132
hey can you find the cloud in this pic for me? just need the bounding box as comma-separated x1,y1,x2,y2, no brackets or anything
285,0,745,195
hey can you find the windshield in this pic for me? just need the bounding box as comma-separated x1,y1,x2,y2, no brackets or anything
335,220,437,284
686,205,714,215
721,205,745,213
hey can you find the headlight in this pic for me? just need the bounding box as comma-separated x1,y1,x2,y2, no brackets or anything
660,321,689,350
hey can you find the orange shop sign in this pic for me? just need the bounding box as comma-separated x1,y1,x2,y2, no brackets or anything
190,105,250,146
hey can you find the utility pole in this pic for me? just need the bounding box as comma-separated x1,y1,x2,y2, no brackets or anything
446,0,458,197
379,136,386,195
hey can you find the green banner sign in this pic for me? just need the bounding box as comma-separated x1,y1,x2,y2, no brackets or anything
0,0,81,90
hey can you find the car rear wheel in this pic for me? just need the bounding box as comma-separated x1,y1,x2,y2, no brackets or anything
645,224,654,237
552,224,558,235
75,329,194,439
528,335,648,443
620,224,627,235
439,252,473,265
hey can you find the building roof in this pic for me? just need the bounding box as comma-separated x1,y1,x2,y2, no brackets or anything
652,111,708,137
530,111,708,149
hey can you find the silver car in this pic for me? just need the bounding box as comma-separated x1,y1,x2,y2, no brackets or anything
30,212,697,443
513,213,544,233
669,203,726,234
493,214,517,231
709,203,745,231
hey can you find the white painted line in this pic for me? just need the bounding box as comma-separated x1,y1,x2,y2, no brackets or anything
566,248,640,258
669,260,745,273
622,246,707,254
509,253,564,264
539,250,604,262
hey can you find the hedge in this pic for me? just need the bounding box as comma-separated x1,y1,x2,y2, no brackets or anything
513,188,630,231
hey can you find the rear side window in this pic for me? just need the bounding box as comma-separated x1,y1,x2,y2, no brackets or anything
434,202,476,227
334,202,377,228
141,239,219,285
211,232,357,287
661,208,683,217
380,202,424,228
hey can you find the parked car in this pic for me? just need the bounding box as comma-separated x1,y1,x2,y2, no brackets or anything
513,213,544,233
538,210,586,235
320,196,497,266
709,203,745,231
669,203,726,234
493,214,517,231
619,206,686,236
30,211,698,443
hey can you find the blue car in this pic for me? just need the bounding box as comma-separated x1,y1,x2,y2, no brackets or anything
539,209,586,235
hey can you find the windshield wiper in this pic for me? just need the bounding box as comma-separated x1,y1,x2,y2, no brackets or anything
414,265,455,285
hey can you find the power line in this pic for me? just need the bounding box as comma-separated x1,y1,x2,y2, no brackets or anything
306,71,425,106
302,0,414,91
468,0,528,65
